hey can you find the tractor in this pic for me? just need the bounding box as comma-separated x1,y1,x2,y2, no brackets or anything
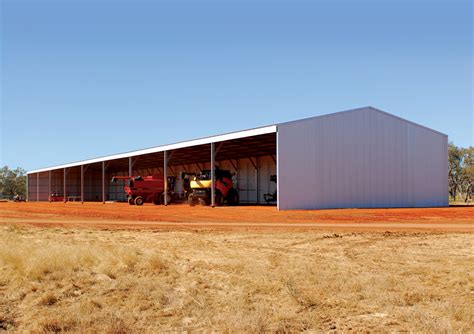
111,175,175,205
188,168,239,206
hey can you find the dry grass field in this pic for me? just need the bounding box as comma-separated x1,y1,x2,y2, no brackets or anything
0,224,472,333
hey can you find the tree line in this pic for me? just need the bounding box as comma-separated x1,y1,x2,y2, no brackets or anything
1,144,473,202
0,167,27,199
448,143,473,203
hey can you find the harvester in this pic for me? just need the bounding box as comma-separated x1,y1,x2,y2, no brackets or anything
188,168,239,206
111,175,174,205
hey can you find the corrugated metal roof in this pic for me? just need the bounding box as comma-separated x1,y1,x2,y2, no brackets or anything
27,106,447,174
27,125,277,174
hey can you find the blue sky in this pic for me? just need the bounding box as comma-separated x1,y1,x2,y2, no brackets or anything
1,0,472,171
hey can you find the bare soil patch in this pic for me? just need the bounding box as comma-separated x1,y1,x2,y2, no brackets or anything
1,202,473,233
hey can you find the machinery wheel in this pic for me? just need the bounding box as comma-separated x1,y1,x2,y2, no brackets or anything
227,188,239,206
188,195,196,207
198,198,209,206
214,191,223,206
160,192,172,205
128,197,135,205
134,196,144,206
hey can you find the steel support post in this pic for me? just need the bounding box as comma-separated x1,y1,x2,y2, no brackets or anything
63,168,67,203
256,157,260,204
163,151,168,206
48,171,51,202
36,173,39,202
102,161,106,204
81,165,84,204
129,157,132,177
211,142,215,207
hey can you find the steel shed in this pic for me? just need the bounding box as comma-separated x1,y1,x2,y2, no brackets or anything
277,107,448,209
27,106,448,210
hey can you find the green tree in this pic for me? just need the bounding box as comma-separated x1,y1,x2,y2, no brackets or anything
461,147,474,202
448,144,474,202
0,166,27,199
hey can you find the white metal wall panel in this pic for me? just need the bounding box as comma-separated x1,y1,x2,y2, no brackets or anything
82,169,102,201
108,171,127,201
277,107,448,210
65,168,81,199
37,172,50,201
26,172,57,201
258,156,277,203
50,171,64,196
237,158,258,203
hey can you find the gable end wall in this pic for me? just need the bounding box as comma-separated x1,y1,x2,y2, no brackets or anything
277,108,448,210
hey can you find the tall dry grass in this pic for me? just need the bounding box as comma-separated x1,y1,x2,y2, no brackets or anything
0,225,472,332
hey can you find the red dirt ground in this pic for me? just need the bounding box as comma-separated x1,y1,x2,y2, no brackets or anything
1,202,473,232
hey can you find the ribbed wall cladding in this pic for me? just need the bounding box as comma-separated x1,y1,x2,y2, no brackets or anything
277,107,448,210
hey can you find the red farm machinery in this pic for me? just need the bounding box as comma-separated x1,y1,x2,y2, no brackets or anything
111,175,174,206
112,169,239,207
